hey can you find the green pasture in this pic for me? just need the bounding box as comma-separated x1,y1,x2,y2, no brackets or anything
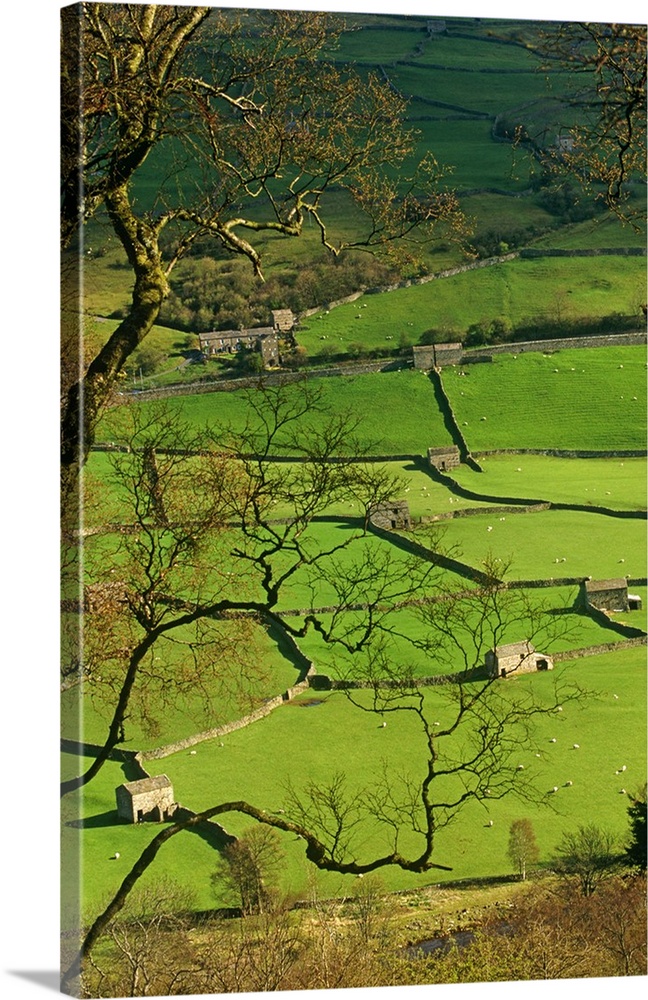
532,213,647,250
68,646,645,920
296,257,645,357
414,34,539,71
331,25,425,63
100,369,451,455
284,585,633,680
61,621,303,753
407,119,533,192
390,63,570,121
431,507,646,582
454,455,647,511
443,347,647,451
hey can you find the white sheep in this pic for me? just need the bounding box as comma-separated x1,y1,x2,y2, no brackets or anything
517,764,525,770
111,852,120,860
551,786,559,793
381,721,387,728
488,819,494,827
549,738,557,743
565,781,573,787
613,694,619,699
620,789,627,795
573,744,580,749
620,765,627,772
189,750,197,755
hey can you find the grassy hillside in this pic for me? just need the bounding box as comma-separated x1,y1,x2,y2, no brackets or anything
296,257,645,357
66,647,646,920
442,346,647,450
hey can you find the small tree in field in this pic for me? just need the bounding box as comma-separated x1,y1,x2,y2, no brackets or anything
507,819,540,881
211,825,286,916
553,824,620,896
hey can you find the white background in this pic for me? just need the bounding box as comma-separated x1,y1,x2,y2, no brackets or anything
1,2,644,998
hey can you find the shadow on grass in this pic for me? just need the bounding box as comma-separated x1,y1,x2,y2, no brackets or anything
66,811,120,830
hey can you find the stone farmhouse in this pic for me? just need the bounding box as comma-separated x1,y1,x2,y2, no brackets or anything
369,500,412,530
428,445,461,472
485,641,554,679
116,774,177,824
198,309,294,368
583,578,642,613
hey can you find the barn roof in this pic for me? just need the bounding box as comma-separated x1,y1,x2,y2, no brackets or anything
118,775,172,798
427,446,460,456
491,641,536,658
584,578,628,593
199,327,274,343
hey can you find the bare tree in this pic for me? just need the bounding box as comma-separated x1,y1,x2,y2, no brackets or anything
537,22,647,224
210,825,285,916
62,551,584,989
60,3,465,496
553,823,621,896
61,382,406,795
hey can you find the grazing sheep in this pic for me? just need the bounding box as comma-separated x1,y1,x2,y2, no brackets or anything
573,744,580,749
565,781,573,787
487,526,493,532
488,819,494,827
517,764,525,770
620,789,627,795
551,786,559,793
189,750,197,755
381,721,387,728
613,694,619,699
111,852,120,860
549,738,557,743
620,765,627,772
557,706,563,712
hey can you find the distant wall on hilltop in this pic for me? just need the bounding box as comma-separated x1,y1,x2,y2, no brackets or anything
414,331,647,368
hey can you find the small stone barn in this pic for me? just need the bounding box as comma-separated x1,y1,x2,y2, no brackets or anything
413,342,463,370
583,578,641,612
485,642,553,679
271,308,295,334
116,775,176,824
428,445,461,472
369,500,412,530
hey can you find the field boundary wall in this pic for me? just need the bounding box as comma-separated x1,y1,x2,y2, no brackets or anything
519,247,646,259
122,357,413,401
474,448,647,459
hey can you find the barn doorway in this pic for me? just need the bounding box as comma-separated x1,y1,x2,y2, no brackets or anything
536,659,549,670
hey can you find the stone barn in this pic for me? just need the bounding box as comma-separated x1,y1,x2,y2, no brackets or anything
485,642,553,679
116,775,176,823
271,308,295,335
583,578,637,613
413,343,463,370
428,446,461,472
369,500,412,531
